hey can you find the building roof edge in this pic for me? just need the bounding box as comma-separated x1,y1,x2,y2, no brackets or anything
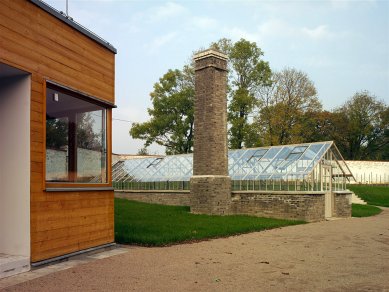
28,0,117,54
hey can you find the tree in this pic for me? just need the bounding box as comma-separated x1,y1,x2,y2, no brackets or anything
211,38,271,149
131,38,271,154
298,110,340,143
255,68,322,145
130,66,195,155
137,146,149,156
77,112,102,150
46,118,68,149
46,112,102,151
332,91,388,160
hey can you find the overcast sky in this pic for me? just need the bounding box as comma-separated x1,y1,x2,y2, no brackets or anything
44,0,389,154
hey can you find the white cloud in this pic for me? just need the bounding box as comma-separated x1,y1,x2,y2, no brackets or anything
222,27,259,43
151,2,187,21
147,32,178,53
258,20,334,41
330,0,376,11
301,25,333,40
258,19,295,38
225,19,341,45
329,0,350,10
191,16,218,29
305,55,335,68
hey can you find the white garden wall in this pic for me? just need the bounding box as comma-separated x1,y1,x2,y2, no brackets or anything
346,160,389,184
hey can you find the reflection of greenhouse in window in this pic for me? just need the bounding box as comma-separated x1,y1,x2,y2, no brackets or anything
112,141,354,192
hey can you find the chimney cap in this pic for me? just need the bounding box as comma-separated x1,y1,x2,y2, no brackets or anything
193,49,228,61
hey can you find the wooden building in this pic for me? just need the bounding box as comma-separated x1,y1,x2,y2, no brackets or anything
0,0,116,277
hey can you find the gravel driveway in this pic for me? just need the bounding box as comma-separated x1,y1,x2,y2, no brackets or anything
2,208,389,292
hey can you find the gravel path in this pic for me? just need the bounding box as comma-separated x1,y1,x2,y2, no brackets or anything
3,208,389,292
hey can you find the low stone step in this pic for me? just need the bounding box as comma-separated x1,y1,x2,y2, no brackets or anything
351,192,367,205
0,254,30,279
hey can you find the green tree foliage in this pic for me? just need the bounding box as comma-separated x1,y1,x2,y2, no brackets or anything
46,118,68,149
256,68,322,145
130,66,195,155
137,147,149,156
331,91,388,160
128,38,387,161
212,38,271,149
46,112,102,151
131,38,270,154
298,110,340,143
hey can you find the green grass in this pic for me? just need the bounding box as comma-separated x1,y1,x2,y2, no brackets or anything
348,185,389,207
352,204,382,217
114,198,305,246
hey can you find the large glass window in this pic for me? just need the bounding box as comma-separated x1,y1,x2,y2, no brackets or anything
46,84,107,183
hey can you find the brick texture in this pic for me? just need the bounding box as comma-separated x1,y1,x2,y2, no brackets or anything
333,192,352,218
231,192,326,222
116,190,351,222
190,49,231,215
192,50,228,175
115,191,190,206
190,176,231,215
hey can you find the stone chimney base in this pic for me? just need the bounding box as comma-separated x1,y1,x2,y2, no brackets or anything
190,175,231,215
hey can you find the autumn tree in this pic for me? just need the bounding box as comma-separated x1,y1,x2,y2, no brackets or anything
255,68,322,145
298,110,340,143
332,91,388,160
130,66,195,155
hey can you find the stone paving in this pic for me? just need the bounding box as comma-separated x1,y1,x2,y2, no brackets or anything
1,209,388,291
0,247,129,290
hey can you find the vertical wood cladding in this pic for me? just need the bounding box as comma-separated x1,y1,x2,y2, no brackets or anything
0,0,115,262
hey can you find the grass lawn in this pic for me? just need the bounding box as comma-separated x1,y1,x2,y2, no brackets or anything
114,198,305,246
348,185,389,207
352,204,382,217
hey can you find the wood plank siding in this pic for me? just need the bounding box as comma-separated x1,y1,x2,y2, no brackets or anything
0,0,115,262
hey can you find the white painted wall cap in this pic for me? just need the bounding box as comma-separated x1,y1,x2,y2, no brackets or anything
193,49,228,61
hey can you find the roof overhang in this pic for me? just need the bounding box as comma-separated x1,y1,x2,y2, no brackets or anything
28,0,117,54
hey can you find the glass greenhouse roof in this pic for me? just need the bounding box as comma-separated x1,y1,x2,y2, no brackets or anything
113,141,353,183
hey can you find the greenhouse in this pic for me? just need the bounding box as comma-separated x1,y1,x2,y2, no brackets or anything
112,141,354,192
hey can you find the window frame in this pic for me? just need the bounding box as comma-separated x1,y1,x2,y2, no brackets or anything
44,80,115,190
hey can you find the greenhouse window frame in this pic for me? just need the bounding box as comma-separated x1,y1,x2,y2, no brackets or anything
112,141,355,192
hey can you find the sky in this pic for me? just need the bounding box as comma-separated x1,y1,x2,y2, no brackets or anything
44,0,389,155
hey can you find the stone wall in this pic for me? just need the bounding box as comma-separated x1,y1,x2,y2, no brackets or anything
190,49,231,215
230,191,326,222
333,191,352,218
115,190,190,206
346,160,389,184
115,189,352,222
190,175,231,215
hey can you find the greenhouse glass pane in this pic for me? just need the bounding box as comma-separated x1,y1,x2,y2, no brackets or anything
113,141,338,184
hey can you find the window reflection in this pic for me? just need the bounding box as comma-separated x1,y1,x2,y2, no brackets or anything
46,84,107,183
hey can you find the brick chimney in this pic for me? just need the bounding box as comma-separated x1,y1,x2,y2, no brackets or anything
190,49,231,215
